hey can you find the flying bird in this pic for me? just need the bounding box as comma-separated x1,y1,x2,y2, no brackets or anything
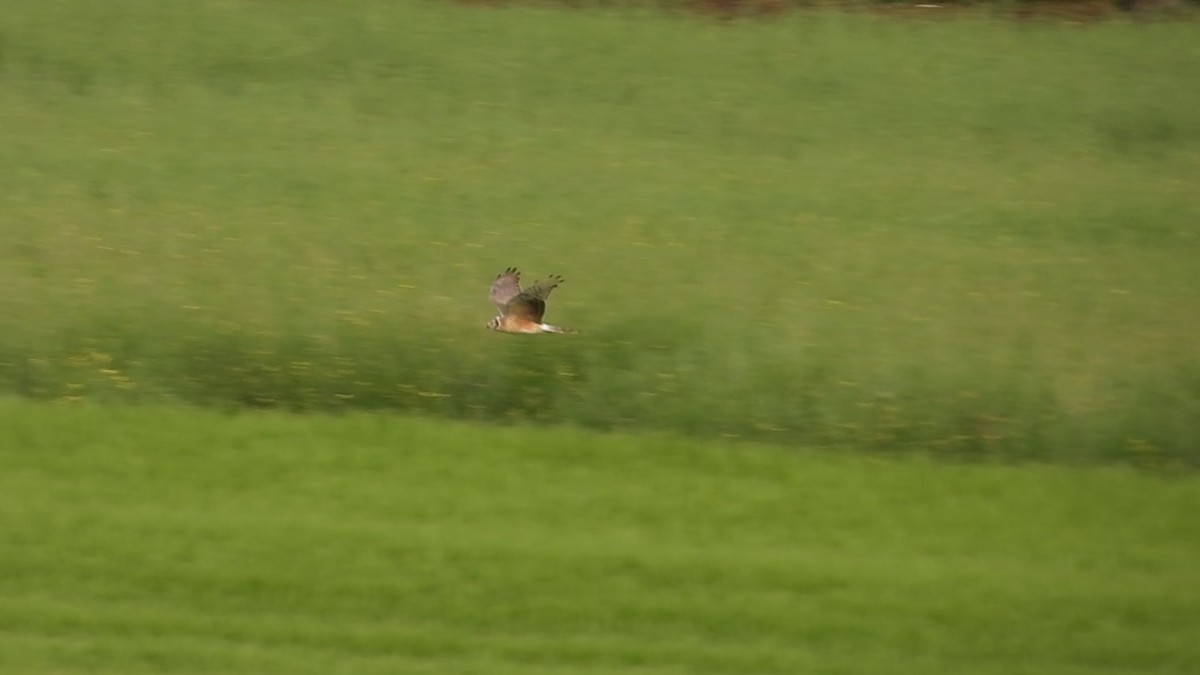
487,267,576,334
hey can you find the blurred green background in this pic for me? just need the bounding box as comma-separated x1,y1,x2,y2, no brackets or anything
2,1,1198,462
3,3,1200,673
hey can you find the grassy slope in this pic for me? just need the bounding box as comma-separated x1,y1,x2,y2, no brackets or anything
1,1,1199,462
1,399,1198,674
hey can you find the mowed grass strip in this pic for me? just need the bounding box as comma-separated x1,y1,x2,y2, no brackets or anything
1,400,1198,674
2,0,1199,462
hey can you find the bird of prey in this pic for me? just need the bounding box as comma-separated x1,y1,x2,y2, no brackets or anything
486,267,576,334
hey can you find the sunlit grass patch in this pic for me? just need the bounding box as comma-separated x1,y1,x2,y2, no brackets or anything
1,400,1198,673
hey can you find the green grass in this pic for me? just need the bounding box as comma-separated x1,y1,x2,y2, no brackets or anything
2,0,1199,463
1,399,1197,674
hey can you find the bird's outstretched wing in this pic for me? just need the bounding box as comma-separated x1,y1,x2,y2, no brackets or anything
518,275,563,302
489,267,522,313
505,275,563,324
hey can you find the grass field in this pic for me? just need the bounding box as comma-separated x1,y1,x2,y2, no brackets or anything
2,1,1199,463
4,5,1198,670
1,399,1198,674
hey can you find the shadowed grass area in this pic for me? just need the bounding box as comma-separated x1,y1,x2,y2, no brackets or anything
1,399,1198,673
1,0,1198,463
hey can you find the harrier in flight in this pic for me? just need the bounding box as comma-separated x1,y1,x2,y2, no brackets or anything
487,267,576,334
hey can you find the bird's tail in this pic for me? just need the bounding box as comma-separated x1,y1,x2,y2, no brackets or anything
539,323,578,334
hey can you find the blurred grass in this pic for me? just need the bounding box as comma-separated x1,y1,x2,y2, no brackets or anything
2,399,1198,674
2,0,1199,463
